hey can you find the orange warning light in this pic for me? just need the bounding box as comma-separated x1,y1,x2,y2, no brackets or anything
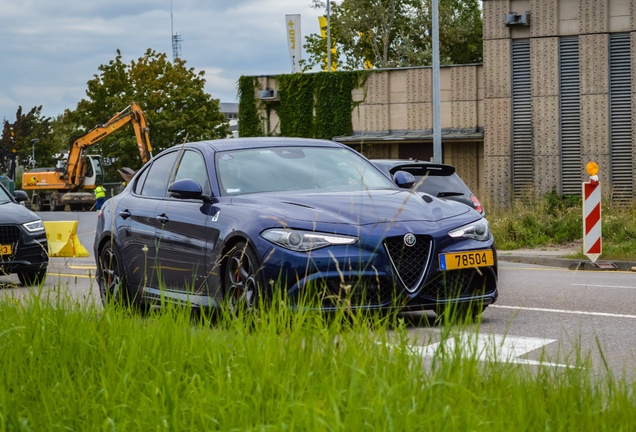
586,161,599,176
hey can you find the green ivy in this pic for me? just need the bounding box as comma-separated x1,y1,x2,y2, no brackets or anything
313,72,364,140
237,76,263,137
278,74,315,137
237,71,369,139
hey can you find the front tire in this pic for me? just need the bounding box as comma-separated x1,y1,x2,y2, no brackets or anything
18,269,47,286
224,241,266,312
98,241,136,309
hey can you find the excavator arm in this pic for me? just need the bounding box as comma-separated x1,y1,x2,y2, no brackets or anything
66,102,153,187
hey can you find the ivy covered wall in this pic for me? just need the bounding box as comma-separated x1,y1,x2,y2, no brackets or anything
238,71,369,139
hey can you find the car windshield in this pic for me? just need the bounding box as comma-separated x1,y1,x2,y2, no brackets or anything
216,146,396,196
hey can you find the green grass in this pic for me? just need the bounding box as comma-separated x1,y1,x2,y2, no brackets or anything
0,293,634,431
488,190,636,260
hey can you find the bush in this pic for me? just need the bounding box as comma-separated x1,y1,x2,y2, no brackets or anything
488,190,636,258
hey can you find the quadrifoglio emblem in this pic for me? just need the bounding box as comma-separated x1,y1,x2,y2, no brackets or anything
403,233,417,247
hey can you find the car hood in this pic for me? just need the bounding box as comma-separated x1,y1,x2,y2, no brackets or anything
229,189,472,226
0,202,41,224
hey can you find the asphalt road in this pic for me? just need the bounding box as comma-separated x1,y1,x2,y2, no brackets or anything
0,211,634,378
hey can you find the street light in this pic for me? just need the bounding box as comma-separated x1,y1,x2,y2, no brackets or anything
327,0,331,72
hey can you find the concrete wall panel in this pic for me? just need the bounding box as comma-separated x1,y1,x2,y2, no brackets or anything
559,1,580,36
451,102,478,129
389,71,408,104
406,69,432,103
390,103,408,130
484,156,512,205
450,66,478,101
484,39,512,99
531,0,558,36
364,104,390,132
483,0,511,40
532,96,560,156
407,103,433,130
443,142,481,191
609,0,631,32
531,38,559,97
580,94,610,161
580,0,609,34
534,155,561,193
484,98,512,156
365,73,389,105
579,34,609,95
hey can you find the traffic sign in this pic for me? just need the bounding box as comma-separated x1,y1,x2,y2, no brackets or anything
583,162,601,263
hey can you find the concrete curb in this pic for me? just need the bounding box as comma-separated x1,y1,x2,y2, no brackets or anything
498,253,636,272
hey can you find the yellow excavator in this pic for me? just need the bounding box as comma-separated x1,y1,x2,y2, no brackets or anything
22,102,153,211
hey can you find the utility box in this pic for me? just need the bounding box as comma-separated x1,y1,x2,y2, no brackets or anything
0,175,15,195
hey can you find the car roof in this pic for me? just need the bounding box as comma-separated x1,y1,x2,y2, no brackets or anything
187,137,344,153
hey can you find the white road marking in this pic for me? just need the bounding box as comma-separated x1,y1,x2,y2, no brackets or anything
491,304,636,320
411,333,568,367
570,283,636,290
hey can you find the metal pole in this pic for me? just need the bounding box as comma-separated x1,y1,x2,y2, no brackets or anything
327,0,331,72
432,0,442,163
31,138,39,168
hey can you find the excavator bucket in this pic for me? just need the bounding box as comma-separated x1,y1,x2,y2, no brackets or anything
117,167,137,184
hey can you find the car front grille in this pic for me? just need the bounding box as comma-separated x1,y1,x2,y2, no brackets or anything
296,276,400,309
419,268,497,300
383,235,432,292
0,225,20,245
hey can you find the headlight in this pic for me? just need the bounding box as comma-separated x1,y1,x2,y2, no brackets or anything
448,218,491,241
23,220,45,233
262,228,357,252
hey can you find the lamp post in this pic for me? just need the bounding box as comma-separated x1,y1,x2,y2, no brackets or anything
326,0,331,72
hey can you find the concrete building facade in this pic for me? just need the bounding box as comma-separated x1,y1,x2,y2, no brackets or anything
484,0,636,204
255,0,636,205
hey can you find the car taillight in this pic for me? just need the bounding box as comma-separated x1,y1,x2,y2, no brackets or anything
470,195,484,215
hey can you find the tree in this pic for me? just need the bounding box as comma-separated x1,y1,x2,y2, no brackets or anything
303,0,482,71
65,49,229,181
1,106,61,179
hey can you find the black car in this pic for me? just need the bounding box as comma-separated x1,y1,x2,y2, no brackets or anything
0,184,48,285
371,159,485,216
95,137,497,317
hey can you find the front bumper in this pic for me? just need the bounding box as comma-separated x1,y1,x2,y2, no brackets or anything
0,230,49,275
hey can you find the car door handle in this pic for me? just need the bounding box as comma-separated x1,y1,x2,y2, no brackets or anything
156,214,169,224
118,210,131,219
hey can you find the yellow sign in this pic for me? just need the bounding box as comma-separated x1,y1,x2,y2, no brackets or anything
318,16,337,71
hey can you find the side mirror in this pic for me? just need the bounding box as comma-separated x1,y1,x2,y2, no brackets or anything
168,178,204,200
393,170,416,189
13,190,29,203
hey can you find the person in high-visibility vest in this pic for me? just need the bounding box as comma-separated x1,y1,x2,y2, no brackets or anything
94,183,106,210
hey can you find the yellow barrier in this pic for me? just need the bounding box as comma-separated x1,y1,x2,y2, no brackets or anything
44,221,90,257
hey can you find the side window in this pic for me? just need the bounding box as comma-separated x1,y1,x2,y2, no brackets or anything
140,151,179,197
133,165,150,195
174,150,210,195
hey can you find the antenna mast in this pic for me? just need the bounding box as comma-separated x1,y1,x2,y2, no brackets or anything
171,0,182,61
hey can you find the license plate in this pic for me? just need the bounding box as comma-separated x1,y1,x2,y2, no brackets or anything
439,250,494,270
0,244,12,255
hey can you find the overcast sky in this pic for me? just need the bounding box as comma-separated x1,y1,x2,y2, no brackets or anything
0,0,324,121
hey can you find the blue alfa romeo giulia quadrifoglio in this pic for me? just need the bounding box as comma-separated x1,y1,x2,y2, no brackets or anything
94,137,497,317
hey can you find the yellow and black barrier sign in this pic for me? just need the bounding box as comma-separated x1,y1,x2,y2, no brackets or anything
44,221,89,258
